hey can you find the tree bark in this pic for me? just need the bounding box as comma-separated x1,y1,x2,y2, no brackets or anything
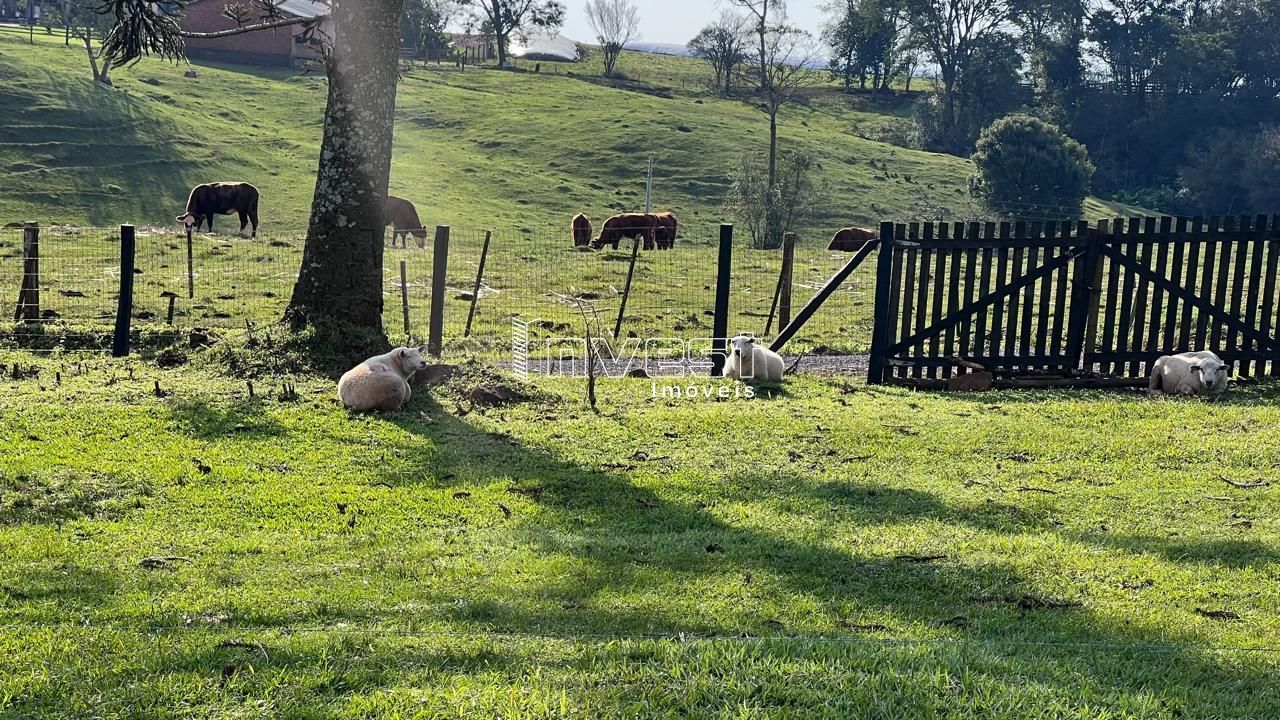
490,0,508,68
286,0,404,349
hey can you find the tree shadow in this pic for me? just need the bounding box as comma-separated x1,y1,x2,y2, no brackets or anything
163,398,284,440
356,393,1279,715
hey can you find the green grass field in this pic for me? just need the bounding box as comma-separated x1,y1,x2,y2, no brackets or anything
8,30,1267,718
1,348,1278,718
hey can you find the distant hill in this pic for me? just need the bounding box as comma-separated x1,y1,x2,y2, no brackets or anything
625,41,694,57
0,26,1141,234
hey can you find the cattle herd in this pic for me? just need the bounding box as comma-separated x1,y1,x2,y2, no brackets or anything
171,182,877,255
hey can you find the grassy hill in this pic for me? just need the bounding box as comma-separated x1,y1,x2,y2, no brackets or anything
0,27,1135,238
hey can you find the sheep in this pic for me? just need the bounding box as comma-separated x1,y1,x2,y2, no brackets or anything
1148,350,1229,399
722,334,785,383
338,346,429,411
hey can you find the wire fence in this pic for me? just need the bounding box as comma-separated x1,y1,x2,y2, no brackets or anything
0,223,878,359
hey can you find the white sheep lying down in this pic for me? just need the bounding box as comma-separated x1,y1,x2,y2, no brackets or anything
1148,350,1228,398
723,334,785,382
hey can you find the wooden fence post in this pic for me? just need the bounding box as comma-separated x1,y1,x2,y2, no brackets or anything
186,225,195,299
427,225,449,357
1064,220,1105,368
400,259,411,337
113,224,136,357
778,232,795,330
711,223,733,377
14,222,39,323
613,235,642,340
866,222,897,384
464,230,492,337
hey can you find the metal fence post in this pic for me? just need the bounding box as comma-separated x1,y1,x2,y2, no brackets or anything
613,235,642,340
186,225,195,299
464,230,492,337
113,224,136,357
427,225,449,357
711,223,733,377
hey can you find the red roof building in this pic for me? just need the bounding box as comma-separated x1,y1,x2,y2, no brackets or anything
181,0,330,67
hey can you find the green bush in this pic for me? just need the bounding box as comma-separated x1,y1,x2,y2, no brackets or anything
969,114,1094,220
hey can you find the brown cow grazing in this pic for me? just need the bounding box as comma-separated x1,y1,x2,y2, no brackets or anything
176,182,260,238
591,212,659,250
827,226,877,251
653,211,678,250
571,213,593,247
385,195,428,248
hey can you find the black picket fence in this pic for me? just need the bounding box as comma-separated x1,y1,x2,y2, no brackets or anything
865,215,1280,386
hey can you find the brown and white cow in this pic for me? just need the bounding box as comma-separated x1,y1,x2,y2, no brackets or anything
386,195,428,248
827,226,877,252
571,213,593,247
176,182,260,238
591,212,660,250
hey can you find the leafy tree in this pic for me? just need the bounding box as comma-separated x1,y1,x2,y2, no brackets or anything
970,114,1094,218
401,0,455,60
902,0,1015,136
725,152,827,249
1178,124,1280,214
689,12,749,95
100,0,404,353
914,31,1023,152
60,1,117,84
584,0,639,77
823,0,906,93
1086,0,1181,94
458,0,564,69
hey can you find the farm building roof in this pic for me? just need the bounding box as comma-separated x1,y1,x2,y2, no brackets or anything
273,0,329,18
510,32,578,62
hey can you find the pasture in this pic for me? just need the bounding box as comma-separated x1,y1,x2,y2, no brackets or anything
1,351,1278,718
2,18,1277,720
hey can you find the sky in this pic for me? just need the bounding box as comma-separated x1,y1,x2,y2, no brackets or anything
557,0,828,48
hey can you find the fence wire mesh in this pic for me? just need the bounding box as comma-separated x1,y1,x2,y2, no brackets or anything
0,223,877,361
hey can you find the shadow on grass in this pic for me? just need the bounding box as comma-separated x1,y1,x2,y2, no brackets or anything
360,394,1279,713
163,398,284,440
12,387,1275,716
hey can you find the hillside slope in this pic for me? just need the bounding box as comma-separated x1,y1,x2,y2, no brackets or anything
0,28,1133,237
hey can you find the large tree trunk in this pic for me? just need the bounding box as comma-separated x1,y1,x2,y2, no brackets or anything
286,0,404,351
490,0,507,68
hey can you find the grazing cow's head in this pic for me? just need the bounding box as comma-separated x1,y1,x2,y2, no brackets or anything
412,229,428,248
176,212,198,228
730,334,756,359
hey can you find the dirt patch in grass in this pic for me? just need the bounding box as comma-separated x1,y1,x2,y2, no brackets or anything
0,469,150,525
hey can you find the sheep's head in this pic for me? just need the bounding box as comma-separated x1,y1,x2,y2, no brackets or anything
395,347,429,375
1192,357,1228,395
729,334,755,360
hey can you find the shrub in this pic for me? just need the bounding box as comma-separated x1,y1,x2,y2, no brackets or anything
969,114,1094,220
